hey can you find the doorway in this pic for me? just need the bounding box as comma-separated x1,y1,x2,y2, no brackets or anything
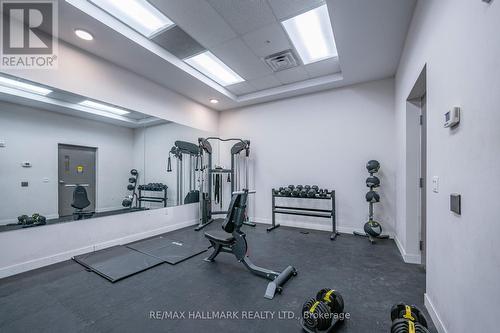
406,66,427,269
58,144,97,217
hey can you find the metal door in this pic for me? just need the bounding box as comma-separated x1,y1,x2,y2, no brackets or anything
58,144,96,217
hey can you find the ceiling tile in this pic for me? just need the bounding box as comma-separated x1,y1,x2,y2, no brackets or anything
267,0,325,20
248,75,282,91
242,23,291,58
226,81,256,95
211,38,273,81
152,26,205,59
304,58,342,77
275,66,310,84
149,0,237,48
207,0,277,35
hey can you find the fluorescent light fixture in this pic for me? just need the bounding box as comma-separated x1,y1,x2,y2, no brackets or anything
90,0,174,38
184,51,244,86
75,29,94,41
209,98,219,104
282,4,338,64
79,100,130,115
0,76,52,95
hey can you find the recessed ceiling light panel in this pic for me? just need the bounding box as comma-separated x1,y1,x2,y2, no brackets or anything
79,99,130,115
0,76,52,95
282,4,338,65
209,98,219,104
184,51,244,87
75,29,94,41
90,0,174,38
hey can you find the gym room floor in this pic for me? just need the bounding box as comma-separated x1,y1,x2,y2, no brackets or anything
0,223,436,333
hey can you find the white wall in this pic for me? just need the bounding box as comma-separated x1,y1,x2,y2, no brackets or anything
394,0,500,332
0,203,199,278
219,78,396,233
0,102,134,223
133,122,215,207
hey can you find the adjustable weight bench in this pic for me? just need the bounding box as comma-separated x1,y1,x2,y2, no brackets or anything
204,189,297,299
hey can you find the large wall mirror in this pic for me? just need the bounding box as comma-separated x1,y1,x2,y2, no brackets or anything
0,75,214,232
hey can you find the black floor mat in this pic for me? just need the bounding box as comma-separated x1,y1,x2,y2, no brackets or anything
126,236,209,265
73,246,164,282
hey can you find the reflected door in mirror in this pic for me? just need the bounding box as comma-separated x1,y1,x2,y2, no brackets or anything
58,144,96,217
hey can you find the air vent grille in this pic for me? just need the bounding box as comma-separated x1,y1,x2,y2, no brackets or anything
264,50,299,72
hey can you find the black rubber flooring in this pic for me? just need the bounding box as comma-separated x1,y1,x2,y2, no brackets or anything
0,223,436,332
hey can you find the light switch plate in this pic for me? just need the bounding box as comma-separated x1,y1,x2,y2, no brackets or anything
432,176,439,193
450,193,461,215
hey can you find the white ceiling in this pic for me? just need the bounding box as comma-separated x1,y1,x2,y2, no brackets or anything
53,0,415,110
0,76,167,128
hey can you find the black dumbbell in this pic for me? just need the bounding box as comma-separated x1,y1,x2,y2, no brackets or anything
288,185,295,190
128,177,136,184
311,185,319,191
300,189,308,197
291,188,300,197
316,289,344,314
304,185,311,191
283,188,292,196
130,169,138,176
296,185,304,191
390,319,429,333
307,189,317,197
302,298,333,331
391,303,428,328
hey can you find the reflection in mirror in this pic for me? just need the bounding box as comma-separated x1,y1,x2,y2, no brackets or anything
133,122,214,209
0,74,213,232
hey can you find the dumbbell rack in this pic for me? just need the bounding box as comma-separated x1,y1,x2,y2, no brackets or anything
138,187,168,208
268,190,338,240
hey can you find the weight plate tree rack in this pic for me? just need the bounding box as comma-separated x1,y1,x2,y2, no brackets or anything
268,189,339,240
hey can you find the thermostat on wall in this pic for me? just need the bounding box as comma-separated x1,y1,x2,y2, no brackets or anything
444,107,460,128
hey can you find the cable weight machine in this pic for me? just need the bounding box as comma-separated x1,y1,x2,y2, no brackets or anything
167,140,201,206
196,137,255,231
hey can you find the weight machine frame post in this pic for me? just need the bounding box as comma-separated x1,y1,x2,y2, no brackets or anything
267,190,280,232
268,189,339,240
331,190,337,240
176,157,182,206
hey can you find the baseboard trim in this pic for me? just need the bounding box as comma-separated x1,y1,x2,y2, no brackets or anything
394,234,421,264
425,293,448,333
252,217,394,238
0,219,197,279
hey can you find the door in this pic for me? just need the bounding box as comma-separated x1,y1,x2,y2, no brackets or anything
420,95,427,270
58,144,96,217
